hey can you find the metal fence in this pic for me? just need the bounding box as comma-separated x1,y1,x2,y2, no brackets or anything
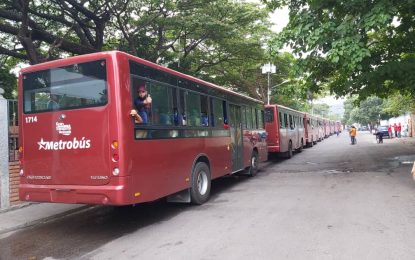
7,100,19,162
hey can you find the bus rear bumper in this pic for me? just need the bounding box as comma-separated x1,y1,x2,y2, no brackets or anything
267,145,280,153
19,177,132,205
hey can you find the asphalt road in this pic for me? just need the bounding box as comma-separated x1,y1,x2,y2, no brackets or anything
1,131,415,260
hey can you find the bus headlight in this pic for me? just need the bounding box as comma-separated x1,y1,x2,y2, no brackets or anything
112,168,120,176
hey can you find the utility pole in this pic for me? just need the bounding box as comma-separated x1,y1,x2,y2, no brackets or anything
261,63,276,105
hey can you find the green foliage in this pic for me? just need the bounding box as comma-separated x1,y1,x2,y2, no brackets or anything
312,103,330,118
0,58,18,99
382,93,414,117
343,94,413,125
267,0,415,101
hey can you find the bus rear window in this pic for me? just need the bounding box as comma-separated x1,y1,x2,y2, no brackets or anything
23,60,107,113
265,108,274,123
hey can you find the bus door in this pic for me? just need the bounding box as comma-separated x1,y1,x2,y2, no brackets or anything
229,104,243,172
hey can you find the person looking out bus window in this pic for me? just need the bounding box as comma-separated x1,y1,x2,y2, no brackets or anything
130,84,152,124
47,93,59,110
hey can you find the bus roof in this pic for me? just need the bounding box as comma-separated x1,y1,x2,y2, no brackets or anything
20,51,263,105
266,104,304,115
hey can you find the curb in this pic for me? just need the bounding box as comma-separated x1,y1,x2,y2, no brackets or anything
0,205,92,236
0,202,32,214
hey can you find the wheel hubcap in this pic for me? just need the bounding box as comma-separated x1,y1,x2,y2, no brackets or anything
197,170,208,195
251,156,257,169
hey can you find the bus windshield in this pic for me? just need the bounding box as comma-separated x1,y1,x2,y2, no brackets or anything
22,60,108,113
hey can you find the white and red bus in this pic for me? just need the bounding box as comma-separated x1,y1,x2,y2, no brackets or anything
304,113,319,147
18,51,267,205
323,119,331,138
329,120,335,135
335,121,342,133
316,117,325,141
265,104,305,158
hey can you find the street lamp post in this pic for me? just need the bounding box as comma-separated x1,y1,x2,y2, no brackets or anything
262,63,276,105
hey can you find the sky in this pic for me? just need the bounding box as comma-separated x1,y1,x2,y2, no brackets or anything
269,7,290,33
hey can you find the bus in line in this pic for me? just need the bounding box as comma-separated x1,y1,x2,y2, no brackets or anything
304,113,319,147
264,104,305,158
18,51,267,205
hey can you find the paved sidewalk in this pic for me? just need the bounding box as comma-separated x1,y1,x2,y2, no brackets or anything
0,203,88,236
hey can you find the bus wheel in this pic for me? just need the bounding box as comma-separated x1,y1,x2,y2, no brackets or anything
287,141,293,158
190,162,211,205
297,140,303,152
309,138,314,147
247,151,259,177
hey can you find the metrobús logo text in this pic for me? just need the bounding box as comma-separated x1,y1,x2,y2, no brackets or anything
38,137,91,150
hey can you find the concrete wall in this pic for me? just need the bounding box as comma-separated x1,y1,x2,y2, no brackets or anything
380,113,413,137
0,88,10,209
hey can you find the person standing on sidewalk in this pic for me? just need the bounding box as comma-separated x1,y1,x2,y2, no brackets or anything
349,126,357,145
397,123,402,138
393,123,398,137
388,125,392,138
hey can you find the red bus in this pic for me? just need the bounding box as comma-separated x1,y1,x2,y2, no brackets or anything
18,51,267,205
265,104,305,158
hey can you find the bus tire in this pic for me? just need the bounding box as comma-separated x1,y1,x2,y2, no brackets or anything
190,162,211,205
247,151,259,177
297,139,303,152
309,138,314,147
287,141,293,158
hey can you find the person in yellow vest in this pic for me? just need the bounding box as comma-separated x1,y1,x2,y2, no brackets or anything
349,125,357,145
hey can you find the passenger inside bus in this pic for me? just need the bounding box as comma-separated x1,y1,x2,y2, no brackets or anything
47,94,60,110
201,112,209,126
173,108,186,126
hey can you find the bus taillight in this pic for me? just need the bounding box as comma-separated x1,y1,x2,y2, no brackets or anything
111,140,118,149
112,154,119,162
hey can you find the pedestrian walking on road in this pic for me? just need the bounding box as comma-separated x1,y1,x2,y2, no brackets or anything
349,126,357,145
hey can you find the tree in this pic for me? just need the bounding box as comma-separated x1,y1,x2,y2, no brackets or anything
0,0,276,101
312,103,330,118
265,0,415,100
0,0,118,64
0,58,17,99
382,92,414,117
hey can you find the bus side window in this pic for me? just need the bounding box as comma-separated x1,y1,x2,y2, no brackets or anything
284,113,288,128
211,98,224,127
200,95,209,126
222,100,228,126
252,108,258,129
257,109,264,129
279,111,283,128
289,115,293,129
242,106,247,128
246,107,252,129
209,97,214,127
186,92,201,127
179,90,187,125
148,82,172,126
